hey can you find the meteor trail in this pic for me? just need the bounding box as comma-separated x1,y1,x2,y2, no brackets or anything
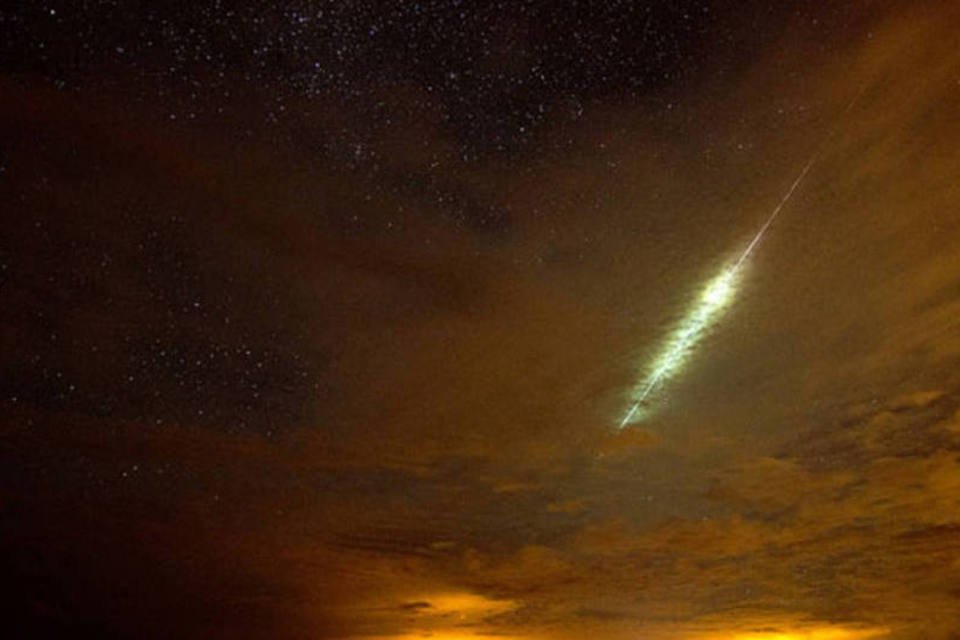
617,148,819,429
616,90,865,429
734,156,815,269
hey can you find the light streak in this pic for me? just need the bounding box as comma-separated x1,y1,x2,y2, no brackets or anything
734,156,815,269
618,266,738,428
616,89,866,428
617,155,817,429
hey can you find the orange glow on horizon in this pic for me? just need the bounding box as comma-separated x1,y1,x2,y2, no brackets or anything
694,625,889,640
411,591,517,617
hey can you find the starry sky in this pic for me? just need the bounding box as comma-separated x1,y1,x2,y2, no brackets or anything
3,2,960,639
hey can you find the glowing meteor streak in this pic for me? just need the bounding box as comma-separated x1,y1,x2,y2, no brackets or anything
617,156,817,429
616,89,865,429
734,156,815,269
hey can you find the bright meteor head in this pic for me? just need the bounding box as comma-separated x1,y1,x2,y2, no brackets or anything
618,265,740,428
647,267,738,384
702,269,735,306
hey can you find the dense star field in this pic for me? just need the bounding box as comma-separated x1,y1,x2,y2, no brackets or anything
2,2,960,639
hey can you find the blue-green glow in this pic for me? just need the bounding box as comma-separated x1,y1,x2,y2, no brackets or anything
617,266,739,428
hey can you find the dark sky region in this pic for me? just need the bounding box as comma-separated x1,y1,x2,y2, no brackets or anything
2,1,960,639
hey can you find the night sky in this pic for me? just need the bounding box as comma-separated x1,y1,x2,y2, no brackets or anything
3,2,960,639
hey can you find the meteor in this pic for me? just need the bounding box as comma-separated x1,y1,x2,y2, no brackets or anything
616,155,817,429
616,89,865,429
